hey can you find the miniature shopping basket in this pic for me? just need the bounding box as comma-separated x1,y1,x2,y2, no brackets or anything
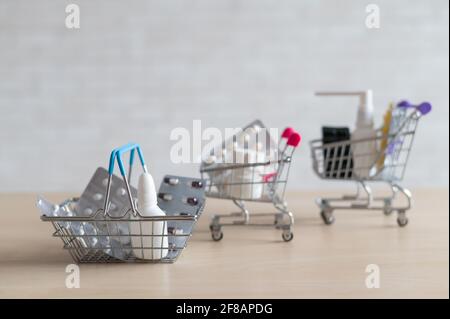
38,143,205,263
200,120,301,242
310,101,431,227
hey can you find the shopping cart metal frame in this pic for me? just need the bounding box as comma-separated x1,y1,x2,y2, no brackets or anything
39,143,205,263
310,103,431,227
200,121,301,242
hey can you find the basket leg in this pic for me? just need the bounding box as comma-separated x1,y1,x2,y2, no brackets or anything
378,182,411,218
273,198,294,241
359,181,373,207
392,184,412,211
320,204,335,225
275,212,294,242
390,184,412,227
208,200,250,241
380,182,397,215
231,199,250,225
274,210,294,227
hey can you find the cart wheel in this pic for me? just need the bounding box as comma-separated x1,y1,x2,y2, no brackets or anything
320,211,335,225
282,231,294,242
397,217,408,227
211,230,223,241
397,211,409,227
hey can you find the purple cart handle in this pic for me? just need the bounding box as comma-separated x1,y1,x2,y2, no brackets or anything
397,100,413,109
397,100,432,116
417,102,432,115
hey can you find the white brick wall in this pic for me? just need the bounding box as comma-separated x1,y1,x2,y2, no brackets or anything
0,0,448,192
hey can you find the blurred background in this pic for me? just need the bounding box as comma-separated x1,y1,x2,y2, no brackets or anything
0,0,448,192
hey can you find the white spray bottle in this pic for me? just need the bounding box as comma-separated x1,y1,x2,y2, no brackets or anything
130,172,168,260
316,90,378,178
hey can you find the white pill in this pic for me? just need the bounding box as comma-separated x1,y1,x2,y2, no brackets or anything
116,188,127,196
164,177,179,185
173,228,184,235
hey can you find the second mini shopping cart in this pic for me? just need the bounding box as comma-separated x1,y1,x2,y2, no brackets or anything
200,120,301,241
310,101,431,227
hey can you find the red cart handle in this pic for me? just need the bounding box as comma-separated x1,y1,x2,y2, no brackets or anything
281,127,302,148
281,127,295,139
287,132,301,147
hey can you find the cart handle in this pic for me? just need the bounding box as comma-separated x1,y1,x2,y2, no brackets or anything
417,102,432,116
397,100,432,116
287,132,301,147
281,127,301,147
281,127,295,139
108,143,147,176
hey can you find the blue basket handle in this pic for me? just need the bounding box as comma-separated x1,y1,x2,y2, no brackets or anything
108,143,147,176
103,143,147,216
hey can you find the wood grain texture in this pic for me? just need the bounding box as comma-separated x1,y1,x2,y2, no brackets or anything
0,189,448,298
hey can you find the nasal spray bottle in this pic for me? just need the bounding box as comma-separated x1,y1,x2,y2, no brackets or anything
316,90,378,178
131,172,169,260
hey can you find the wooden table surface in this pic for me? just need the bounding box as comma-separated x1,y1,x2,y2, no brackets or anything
0,189,448,299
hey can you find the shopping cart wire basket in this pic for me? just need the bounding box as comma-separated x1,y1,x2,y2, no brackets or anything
310,101,432,227
38,143,205,263
200,120,301,242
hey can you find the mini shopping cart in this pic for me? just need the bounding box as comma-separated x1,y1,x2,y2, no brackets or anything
38,143,205,263
310,101,432,227
200,120,301,242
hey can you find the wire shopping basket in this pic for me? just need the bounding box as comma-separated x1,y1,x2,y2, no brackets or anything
38,143,205,263
310,101,432,227
200,120,301,242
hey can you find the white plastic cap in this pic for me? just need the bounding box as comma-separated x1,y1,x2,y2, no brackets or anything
138,172,158,208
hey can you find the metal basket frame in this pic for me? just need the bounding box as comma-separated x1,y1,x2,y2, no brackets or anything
41,209,197,263
40,143,203,263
